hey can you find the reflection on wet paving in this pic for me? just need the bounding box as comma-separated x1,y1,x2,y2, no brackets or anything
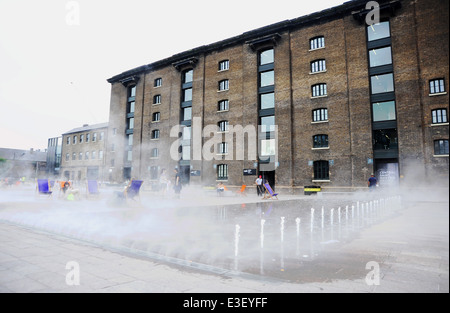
0,190,402,283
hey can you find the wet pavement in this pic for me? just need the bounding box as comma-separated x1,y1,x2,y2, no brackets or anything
0,184,448,293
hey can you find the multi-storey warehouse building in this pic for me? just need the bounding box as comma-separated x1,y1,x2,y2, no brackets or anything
106,0,448,191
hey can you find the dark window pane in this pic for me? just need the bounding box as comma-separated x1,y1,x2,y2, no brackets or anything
373,129,398,150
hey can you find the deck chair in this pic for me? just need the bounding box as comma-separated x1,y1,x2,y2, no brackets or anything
236,185,247,196
263,183,278,200
126,180,143,200
36,179,52,197
87,180,100,197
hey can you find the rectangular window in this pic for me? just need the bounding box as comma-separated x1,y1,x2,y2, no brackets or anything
73,135,77,144
434,140,449,155
72,153,76,160
218,100,229,111
80,134,84,143
183,88,192,102
219,60,229,71
372,101,396,122
218,121,229,132
100,132,104,141
371,73,394,94
183,107,192,121
85,152,89,160
367,21,390,41
432,109,448,124
151,129,160,139
127,134,133,146
260,71,275,87
128,101,135,114
153,95,161,105
260,93,275,110
67,137,71,145
219,80,229,91
154,78,162,87
311,59,326,73
129,85,136,98
182,146,190,160
183,126,191,141
430,79,446,94
310,36,325,50
91,151,96,159
259,49,274,66
313,135,329,148
151,148,159,158
369,46,392,67
99,151,103,159
150,166,158,180
183,70,193,84
260,139,276,156
127,118,134,130
78,153,82,160
314,161,329,180
217,164,228,180
219,142,228,154
312,84,327,97
313,109,328,122
373,129,398,150
260,115,275,133
93,133,97,142
152,112,161,122
86,133,90,143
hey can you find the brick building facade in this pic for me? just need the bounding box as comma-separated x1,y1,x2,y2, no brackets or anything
60,123,109,182
106,0,449,191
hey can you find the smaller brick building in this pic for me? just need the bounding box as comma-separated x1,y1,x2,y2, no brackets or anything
60,123,108,182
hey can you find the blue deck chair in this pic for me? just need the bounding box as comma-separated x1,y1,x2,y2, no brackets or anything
126,180,143,200
263,183,278,200
37,179,53,197
87,180,100,197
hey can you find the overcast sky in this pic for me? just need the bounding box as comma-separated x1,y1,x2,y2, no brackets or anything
0,0,344,151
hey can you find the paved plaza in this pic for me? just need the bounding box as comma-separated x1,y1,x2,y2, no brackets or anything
0,184,448,293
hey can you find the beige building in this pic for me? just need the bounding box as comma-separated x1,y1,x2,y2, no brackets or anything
60,123,109,182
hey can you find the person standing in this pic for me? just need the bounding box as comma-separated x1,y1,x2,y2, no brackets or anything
368,174,378,191
173,168,182,198
255,175,263,196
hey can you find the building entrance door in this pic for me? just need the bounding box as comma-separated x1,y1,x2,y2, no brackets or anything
375,159,399,187
260,170,275,190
